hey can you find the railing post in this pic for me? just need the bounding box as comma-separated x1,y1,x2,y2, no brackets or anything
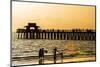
17,33,20,39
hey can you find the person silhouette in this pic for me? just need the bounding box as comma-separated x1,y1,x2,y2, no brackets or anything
41,48,44,64
60,51,63,63
39,48,47,64
39,48,42,64
53,47,58,64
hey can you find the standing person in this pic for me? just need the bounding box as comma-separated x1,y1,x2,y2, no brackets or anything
53,47,58,64
41,48,48,64
39,48,42,64
39,48,47,64
41,48,44,64
60,51,63,63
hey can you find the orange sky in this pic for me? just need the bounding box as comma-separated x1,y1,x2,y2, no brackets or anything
12,2,96,32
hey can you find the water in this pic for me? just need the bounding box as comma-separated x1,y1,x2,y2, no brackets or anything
12,32,96,58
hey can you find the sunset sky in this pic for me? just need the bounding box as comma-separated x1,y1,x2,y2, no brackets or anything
12,1,96,32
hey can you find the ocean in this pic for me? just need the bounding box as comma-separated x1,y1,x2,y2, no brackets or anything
12,32,95,57
12,32,96,65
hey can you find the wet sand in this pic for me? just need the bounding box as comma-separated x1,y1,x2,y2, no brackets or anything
12,55,96,66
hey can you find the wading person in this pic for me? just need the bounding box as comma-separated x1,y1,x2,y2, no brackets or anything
39,48,42,64
60,51,63,63
41,48,45,64
39,48,47,64
53,47,58,64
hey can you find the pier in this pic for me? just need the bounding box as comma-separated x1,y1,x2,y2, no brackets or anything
16,23,96,40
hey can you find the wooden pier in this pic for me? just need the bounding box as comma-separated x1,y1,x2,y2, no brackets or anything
16,23,96,40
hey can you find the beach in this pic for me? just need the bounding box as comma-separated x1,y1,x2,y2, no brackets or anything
12,33,96,66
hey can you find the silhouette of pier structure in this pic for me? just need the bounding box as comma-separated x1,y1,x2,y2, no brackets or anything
16,23,96,40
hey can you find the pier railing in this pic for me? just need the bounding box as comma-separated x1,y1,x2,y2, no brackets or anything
16,29,95,41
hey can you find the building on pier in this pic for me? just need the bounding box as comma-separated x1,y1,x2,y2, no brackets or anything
16,23,96,40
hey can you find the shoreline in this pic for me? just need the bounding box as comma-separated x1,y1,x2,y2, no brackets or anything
12,55,96,66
